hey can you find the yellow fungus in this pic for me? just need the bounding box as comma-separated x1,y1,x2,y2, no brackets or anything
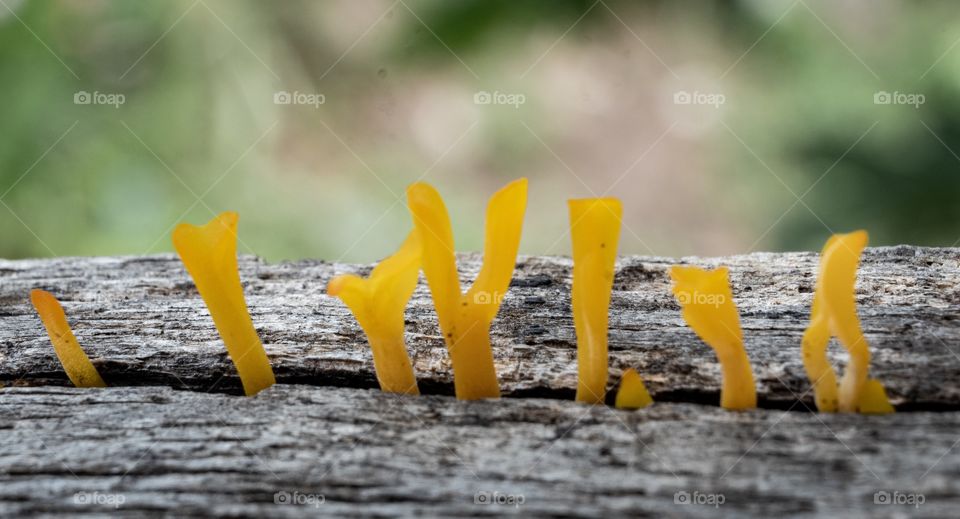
614,368,653,410
669,266,756,410
802,230,893,414
406,178,527,400
568,198,622,404
858,378,895,414
172,211,275,396
327,231,421,395
29,289,106,388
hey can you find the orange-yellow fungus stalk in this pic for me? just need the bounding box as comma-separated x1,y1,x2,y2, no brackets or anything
172,212,275,396
670,266,756,410
569,198,622,404
406,178,527,400
327,232,421,395
803,230,893,414
615,368,653,410
30,289,106,388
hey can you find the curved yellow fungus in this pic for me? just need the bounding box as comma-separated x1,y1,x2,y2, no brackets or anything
568,198,622,404
406,178,528,400
172,212,275,396
327,232,421,395
29,289,106,388
614,368,653,410
669,266,756,410
802,230,893,414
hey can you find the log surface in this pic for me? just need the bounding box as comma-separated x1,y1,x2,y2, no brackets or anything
0,248,958,517
1,247,958,406
0,385,957,518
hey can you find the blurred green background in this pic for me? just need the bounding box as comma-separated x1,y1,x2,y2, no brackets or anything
1,0,958,263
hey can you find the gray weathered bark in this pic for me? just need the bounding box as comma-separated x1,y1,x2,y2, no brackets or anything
0,247,958,517
1,247,958,406
0,385,957,517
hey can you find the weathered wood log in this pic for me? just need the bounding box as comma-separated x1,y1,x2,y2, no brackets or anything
1,247,958,407
0,385,957,517
0,248,958,517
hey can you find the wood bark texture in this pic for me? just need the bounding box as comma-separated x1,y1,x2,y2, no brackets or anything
0,247,957,517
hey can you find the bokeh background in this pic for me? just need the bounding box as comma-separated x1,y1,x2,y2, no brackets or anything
1,0,958,262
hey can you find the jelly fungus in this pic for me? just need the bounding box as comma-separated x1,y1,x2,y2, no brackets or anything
406,179,527,400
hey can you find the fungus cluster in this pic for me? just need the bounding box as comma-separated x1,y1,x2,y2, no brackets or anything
25,181,893,415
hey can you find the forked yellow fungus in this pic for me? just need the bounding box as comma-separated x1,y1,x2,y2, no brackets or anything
406,178,527,400
569,198,622,404
614,368,653,410
669,266,756,410
802,230,893,414
327,232,421,395
172,211,276,396
29,289,106,388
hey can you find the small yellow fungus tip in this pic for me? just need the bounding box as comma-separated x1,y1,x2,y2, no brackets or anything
172,211,276,396
29,289,106,388
857,378,895,414
568,197,622,405
669,265,757,410
327,231,421,395
615,368,653,410
406,178,528,400
803,230,892,414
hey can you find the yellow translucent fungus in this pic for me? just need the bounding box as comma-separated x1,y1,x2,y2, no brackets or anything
406,178,528,400
327,231,421,395
857,378,895,415
172,212,275,396
669,266,756,410
614,368,653,410
568,198,622,404
802,230,893,414
29,289,106,388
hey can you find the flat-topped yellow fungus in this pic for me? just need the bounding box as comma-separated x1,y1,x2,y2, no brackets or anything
406,178,528,400
802,230,893,414
568,197,622,404
327,231,421,395
29,289,106,388
172,211,276,396
669,266,756,410
614,368,653,410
